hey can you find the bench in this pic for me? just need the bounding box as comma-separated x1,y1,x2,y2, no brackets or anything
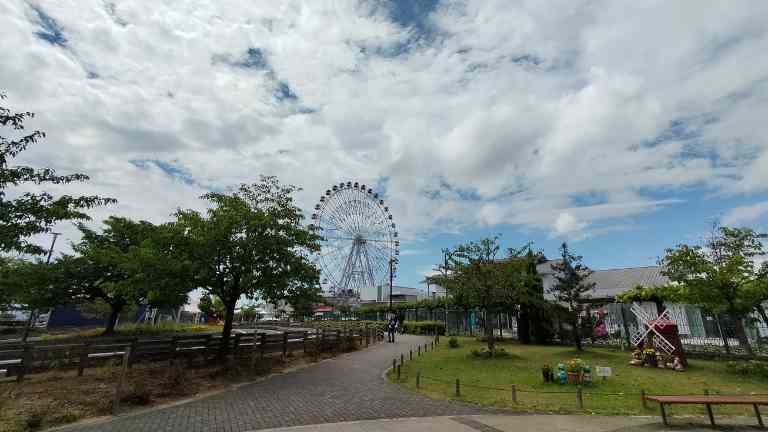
644,394,768,428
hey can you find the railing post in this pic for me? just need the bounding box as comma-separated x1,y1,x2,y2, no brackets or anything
512,384,518,404
303,331,308,353
113,347,131,415
641,389,648,409
401,353,404,365
393,358,396,373
233,333,242,356
418,345,421,356
397,364,401,381
410,349,413,361
77,342,91,377
18,344,32,383
170,336,178,366
455,378,460,397
128,337,138,368
282,332,288,361
260,333,266,360
416,371,421,389
577,386,584,409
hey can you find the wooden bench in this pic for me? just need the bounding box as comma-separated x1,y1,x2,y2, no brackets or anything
644,394,768,428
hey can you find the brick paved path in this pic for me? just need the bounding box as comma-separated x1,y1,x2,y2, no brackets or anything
66,335,485,432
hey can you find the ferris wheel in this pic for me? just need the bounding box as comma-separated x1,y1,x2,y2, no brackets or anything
310,181,400,300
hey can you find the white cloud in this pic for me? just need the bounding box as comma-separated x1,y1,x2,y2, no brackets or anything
722,202,768,227
1,0,768,251
552,212,588,240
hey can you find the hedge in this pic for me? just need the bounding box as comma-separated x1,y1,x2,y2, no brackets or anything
402,320,445,335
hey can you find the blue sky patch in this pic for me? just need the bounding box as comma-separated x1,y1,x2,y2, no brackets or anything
130,159,195,186
30,5,67,47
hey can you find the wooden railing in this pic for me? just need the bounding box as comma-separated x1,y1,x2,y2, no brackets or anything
0,326,384,383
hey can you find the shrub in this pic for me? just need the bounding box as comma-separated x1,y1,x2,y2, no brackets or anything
470,347,510,359
401,321,445,335
121,382,152,405
726,360,768,379
448,336,459,348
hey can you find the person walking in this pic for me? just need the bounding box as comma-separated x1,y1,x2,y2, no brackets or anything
387,316,397,343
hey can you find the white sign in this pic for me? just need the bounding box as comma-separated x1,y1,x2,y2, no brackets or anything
596,366,612,377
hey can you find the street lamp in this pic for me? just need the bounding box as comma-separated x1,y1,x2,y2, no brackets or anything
388,257,398,313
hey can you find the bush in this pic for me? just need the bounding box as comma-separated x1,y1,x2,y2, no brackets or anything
470,347,510,359
727,360,768,379
401,321,445,335
121,382,152,405
448,336,459,348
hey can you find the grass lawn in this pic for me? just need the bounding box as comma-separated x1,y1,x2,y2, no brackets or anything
38,322,223,341
388,337,768,416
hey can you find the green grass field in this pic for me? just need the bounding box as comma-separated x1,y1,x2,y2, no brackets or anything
39,322,223,341
388,337,768,416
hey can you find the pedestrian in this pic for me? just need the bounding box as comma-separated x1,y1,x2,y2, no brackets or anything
387,316,397,343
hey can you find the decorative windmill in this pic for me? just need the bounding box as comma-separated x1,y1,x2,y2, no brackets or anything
630,303,675,354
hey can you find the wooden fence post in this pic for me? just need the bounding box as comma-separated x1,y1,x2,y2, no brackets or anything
641,389,648,409
77,342,91,377
335,330,340,354
250,335,258,370
418,345,421,356
112,347,131,415
455,378,460,397
17,344,32,383
393,358,396,373
577,386,584,409
260,333,266,360
303,331,308,353
170,336,178,366
233,334,242,356
401,353,404,365
416,371,421,389
397,364,401,381
128,338,138,368
512,384,518,404
315,329,321,361
410,349,413,361
282,332,288,361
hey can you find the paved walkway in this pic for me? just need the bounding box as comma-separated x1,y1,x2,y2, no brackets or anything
62,335,486,432
257,415,761,432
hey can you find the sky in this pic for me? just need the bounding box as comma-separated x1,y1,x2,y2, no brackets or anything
2,0,768,296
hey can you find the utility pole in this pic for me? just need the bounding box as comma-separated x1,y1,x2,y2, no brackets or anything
46,232,61,264
388,257,395,313
22,232,61,342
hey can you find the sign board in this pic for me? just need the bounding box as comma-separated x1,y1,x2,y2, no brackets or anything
596,366,612,377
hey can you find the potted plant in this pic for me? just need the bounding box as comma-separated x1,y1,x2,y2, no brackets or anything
642,348,657,367
566,358,583,384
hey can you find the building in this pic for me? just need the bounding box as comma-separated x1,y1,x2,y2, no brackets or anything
377,285,420,303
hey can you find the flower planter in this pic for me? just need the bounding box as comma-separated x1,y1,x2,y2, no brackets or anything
566,372,580,384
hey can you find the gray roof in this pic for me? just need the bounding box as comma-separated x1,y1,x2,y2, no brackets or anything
585,266,669,300
537,261,669,300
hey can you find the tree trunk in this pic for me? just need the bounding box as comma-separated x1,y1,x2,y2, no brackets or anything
485,310,496,356
103,304,123,336
572,315,583,351
518,307,531,344
732,314,754,356
219,300,237,359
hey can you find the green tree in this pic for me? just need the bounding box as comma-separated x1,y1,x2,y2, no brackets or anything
548,242,595,351
509,247,548,344
616,284,682,315
59,217,192,335
173,176,321,356
0,93,115,255
197,294,225,321
662,226,766,356
0,257,67,339
445,237,525,356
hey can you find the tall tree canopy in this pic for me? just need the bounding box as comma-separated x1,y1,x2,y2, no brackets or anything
173,176,321,354
0,93,115,255
58,216,192,335
662,226,767,356
548,242,595,351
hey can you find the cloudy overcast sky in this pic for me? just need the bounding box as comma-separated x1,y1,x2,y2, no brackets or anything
3,0,768,291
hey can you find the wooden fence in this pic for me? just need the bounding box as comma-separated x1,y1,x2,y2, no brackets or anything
1,326,384,383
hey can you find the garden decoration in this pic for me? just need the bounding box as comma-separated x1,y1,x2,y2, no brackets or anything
557,363,567,384
630,303,687,367
582,365,592,386
542,364,552,383
566,358,583,384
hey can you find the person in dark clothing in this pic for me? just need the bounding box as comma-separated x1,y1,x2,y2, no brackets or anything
387,316,397,343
